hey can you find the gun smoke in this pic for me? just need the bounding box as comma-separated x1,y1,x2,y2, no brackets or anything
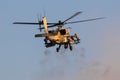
32,22,120,80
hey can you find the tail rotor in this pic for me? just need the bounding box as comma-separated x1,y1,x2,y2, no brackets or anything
37,14,42,32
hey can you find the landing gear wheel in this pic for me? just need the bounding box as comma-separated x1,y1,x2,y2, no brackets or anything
56,48,59,52
64,44,68,49
56,44,61,52
70,46,73,51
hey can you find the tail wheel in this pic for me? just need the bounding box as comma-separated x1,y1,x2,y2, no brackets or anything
44,39,47,44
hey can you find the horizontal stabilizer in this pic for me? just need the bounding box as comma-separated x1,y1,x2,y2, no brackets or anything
35,33,47,37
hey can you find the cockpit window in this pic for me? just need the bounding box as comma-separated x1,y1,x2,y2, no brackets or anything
60,29,66,35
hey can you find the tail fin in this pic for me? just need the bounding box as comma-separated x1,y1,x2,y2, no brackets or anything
42,17,48,34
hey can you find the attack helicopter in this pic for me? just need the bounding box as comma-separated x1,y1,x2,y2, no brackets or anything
13,11,105,52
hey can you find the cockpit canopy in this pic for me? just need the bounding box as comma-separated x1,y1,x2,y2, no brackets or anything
48,29,69,35
60,29,66,35
60,29,69,35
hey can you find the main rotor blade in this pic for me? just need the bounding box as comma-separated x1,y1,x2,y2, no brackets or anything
40,24,60,29
13,22,56,25
65,17,106,24
40,17,105,29
42,12,82,28
63,11,82,23
40,26,55,29
13,22,40,25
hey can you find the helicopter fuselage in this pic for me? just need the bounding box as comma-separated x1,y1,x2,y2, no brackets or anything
46,28,70,44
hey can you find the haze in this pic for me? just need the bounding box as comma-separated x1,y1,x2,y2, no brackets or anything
0,0,120,80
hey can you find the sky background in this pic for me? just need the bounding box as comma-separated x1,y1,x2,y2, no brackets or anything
0,0,120,80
